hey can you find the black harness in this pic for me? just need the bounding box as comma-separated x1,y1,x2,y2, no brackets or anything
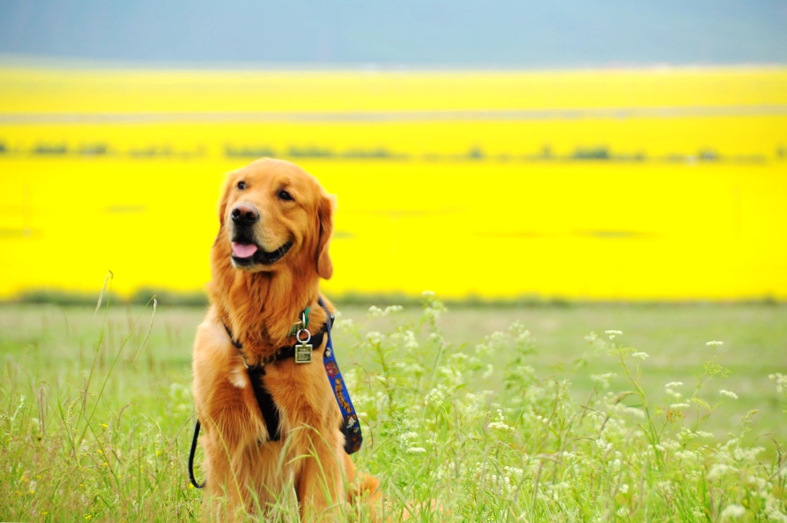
224,323,327,443
188,299,360,489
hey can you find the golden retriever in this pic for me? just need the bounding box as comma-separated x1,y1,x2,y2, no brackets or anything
192,158,379,521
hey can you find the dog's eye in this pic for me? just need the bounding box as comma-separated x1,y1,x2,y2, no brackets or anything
278,190,294,202
237,181,247,190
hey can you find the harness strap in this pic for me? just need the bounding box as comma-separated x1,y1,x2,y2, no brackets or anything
230,328,326,442
224,325,326,367
246,364,282,441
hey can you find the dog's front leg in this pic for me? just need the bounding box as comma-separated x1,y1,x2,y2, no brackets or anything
199,397,263,521
294,430,346,522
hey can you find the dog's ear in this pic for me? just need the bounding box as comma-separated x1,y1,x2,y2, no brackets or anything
213,173,238,248
316,192,335,280
217,172,237,227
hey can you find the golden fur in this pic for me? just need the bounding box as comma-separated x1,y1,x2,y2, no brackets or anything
192,158,379,521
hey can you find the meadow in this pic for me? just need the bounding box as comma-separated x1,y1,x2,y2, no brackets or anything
1,65,787,521
1,297,786,521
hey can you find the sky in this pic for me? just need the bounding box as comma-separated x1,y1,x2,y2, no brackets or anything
1,0,786,67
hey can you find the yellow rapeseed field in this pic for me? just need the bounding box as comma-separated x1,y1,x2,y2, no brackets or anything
1,66,786,301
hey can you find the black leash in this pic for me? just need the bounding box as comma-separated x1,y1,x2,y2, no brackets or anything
188,420,205,489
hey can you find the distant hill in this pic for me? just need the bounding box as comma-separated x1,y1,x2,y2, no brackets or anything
1,0,786,67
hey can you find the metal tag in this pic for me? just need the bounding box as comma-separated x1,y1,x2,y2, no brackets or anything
294,343,313,364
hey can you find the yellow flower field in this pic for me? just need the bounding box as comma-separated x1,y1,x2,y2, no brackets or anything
1,66,786,301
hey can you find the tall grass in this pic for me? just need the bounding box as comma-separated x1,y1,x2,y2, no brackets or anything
1,292,785,521
1,287,200,521
346,295,787,521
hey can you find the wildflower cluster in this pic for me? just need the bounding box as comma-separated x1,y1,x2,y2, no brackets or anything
346,300,787,522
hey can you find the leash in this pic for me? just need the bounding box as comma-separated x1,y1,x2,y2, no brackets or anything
188,299,362,488
319,297,363,454
188,420,205,489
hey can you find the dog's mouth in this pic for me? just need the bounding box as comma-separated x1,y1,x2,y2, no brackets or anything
231,239,293,267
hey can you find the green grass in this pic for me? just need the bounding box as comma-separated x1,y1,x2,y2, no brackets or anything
1,297,786,521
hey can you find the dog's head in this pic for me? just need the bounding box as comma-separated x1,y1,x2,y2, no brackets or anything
215,158,335,279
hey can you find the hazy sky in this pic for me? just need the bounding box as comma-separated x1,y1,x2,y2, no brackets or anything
1,0,786,67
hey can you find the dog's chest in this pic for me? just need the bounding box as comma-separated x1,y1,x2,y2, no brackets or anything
229,363,248,389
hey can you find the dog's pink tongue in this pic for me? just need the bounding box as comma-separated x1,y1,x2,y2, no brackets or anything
232,242,258,258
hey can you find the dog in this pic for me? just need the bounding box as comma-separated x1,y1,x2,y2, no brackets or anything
192,158,379,521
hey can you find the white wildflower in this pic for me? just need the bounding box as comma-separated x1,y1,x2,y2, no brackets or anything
664,381,684,388
719,389,738,400
766,508,787,523
677,428,698,442
595,438,612,452
675,450,699,462
590,372,616,390
503,466,524,479
720,504,746,520
706,340,724,347
747,475,766,490
670,403,691,409
733,446,764,461
769,373,787,393
398,431,418,444
366,331,383,344
424,387,445,406
367,306,383,318
406,447,427,454
335,316,354,329
605,330,623,340
656,441,678,453
474,342,493,357
439,365,464,388
656,480,673,494
422,290,435,298
488,409,514,431
403,330,419,350
424,306,443,320
584,332,599,343
487,422,514,432
632,351,649,360
708,463,733,480
622,407,646,419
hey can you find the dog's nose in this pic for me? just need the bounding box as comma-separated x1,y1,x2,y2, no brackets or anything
231,204,260,226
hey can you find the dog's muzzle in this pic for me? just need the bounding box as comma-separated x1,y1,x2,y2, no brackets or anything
229,203,292,266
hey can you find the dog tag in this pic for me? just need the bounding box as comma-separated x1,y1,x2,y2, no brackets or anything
295,343,313,364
